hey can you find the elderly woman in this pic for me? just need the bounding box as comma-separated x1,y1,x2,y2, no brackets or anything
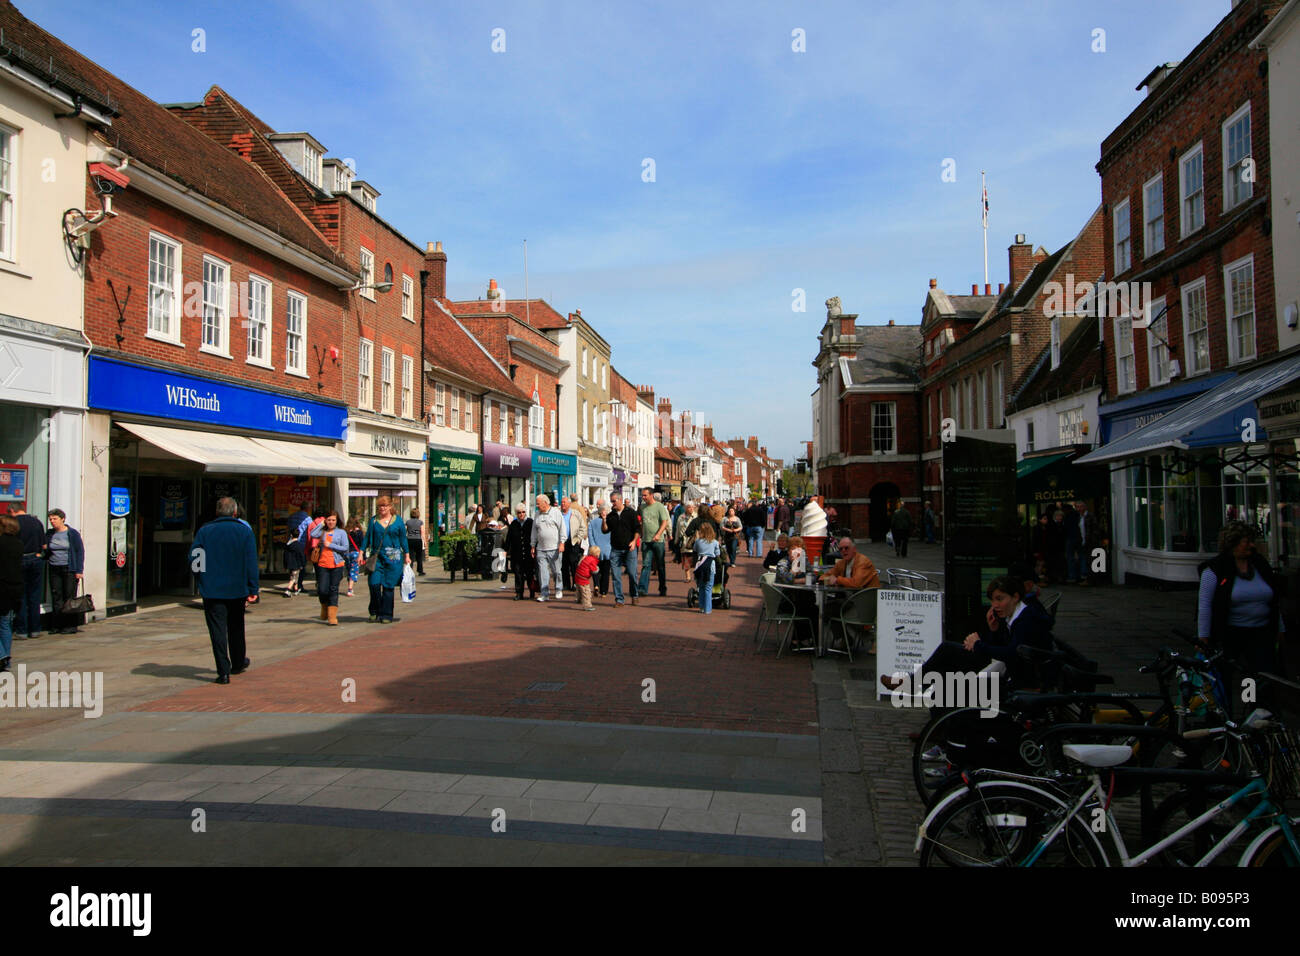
1197,520,1284,709
587,501,613,597
763,533,790,570
44,509,86,634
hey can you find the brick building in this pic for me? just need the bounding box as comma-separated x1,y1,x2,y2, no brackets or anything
1077,0,1298,585
168,86,432,528
812,298,923,540
0,4,410,615
447,286,573,507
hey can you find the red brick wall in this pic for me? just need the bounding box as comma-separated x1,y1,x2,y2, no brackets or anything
84,186,348,405
336,204,425,422
1098,0,1278,396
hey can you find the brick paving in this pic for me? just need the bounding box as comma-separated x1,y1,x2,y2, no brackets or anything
131,558,817,735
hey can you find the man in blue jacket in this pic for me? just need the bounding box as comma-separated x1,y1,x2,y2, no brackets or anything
192,497,260,684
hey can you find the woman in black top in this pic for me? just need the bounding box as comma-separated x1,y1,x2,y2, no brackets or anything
505,505,536,600
763,533,790,570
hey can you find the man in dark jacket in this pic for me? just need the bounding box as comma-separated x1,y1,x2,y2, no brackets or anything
604,492,641,606
775,498,792,536
890,503,914,558
742,501,767,557
192,497,260,684
504,505,536,600
1066,500,1100,585
10,504,46,640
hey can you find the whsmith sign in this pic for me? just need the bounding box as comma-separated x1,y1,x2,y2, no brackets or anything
88,357,346,439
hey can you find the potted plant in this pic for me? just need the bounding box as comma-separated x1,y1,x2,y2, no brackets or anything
440,529,479,582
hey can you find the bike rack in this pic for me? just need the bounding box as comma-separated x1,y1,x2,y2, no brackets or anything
886,568,942,592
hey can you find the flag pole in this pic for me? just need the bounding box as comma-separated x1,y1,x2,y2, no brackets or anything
524,239,530,325
981,170,989,288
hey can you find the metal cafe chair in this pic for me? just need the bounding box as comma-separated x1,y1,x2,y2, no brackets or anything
827,587,878,662
758,578,814,658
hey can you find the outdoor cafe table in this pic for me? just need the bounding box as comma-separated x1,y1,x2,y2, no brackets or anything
775,580,848,657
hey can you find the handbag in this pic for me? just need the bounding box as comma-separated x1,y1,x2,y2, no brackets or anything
61,580,96,615
308,542,323,565
364,552,378,575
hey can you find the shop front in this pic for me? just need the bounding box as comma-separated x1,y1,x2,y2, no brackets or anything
579,457,610,509
428,447,482,556
0,316,88,617
482,440,531,515
344,418,429,527
1079,356,1300,584
532,448,577,505
86,356,395,614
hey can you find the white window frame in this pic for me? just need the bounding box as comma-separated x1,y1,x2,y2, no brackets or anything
245,275,272,368
1050,317,1061,370
450,387,460,429
1115,316,1136,394
147,232,183,344
380,348,394,414
530,404,544,446
358,338,374,410
872,402,897,454
0,123,16,262
1058,407,1084,446
359,247,375,300
1179,142,1204,238
515,408,524,446
434,383,446,426
497,400,507,443
550,408,557,447
465,392,473,432
401,274,414,321
1181,277,1210,377
1145,296,1169,387
1222,102,1252,213
303,142,321,187
1143,173,1164,258
582,348,588,379
401,354,413,418
1113,198,1131,275
285,290,307,376
200,256,230,357
582,399,589,441
1223,254,1256,366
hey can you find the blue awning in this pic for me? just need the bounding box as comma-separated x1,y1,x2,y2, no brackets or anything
1078,357,1300,465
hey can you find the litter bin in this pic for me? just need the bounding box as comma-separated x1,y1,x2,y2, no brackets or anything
477,530,500,580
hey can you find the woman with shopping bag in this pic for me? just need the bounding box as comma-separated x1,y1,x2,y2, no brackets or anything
362,496,409,624
44,509,88,634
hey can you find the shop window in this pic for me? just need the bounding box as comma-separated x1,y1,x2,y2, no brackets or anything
0,404,52,521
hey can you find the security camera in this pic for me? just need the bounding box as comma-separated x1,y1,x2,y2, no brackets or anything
88,162,130,197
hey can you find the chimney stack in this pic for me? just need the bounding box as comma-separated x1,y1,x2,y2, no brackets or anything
887,319,895,326
971,284,978,295
1009,235,1034,289
929,278,937,289
999,282,1005,293
985,283,992,295
747,436,759,450
423,240,447,300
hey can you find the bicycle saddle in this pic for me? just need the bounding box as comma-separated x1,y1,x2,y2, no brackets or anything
1062,743,1133,768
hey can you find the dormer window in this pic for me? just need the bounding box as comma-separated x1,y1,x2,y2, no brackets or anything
269,133,327,189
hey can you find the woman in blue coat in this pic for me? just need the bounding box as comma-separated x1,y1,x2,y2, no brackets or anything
362,496,409,623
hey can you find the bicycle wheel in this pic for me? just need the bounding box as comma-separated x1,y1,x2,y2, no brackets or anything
1148,786,1250,867
1241,823,1300,867
919,781,1109,867
911,707,1020,802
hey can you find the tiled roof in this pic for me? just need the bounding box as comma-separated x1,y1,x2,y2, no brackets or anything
846,324,922,387
656,446,683,462
0,3,348,271
426,301,532,404
447,299,569,331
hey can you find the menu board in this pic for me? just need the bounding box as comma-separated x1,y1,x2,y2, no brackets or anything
943,430,1021,641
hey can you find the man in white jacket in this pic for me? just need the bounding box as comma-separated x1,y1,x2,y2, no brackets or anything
530,494,565,602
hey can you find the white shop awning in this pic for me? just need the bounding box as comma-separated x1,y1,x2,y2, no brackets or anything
118,423,400,480
119,422,298,475
346,456,420,485
250,437,400,480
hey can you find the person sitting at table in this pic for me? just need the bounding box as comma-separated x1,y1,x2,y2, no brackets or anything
880,574,1052,692
763,533,790,570
818,537,879,591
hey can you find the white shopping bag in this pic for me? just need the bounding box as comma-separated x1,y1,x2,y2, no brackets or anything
885,530,894,547
400,564,417,603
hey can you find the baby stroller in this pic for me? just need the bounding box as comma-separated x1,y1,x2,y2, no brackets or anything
686,554,732,609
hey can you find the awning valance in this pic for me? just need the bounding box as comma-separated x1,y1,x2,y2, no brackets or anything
251,437,400,480
1079,357,1300,465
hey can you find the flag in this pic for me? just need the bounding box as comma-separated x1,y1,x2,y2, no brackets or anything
982,183,989,228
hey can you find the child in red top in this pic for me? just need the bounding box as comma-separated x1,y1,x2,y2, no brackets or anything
576,546,601,610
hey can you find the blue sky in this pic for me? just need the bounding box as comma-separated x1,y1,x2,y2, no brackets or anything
27,0,1236,463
